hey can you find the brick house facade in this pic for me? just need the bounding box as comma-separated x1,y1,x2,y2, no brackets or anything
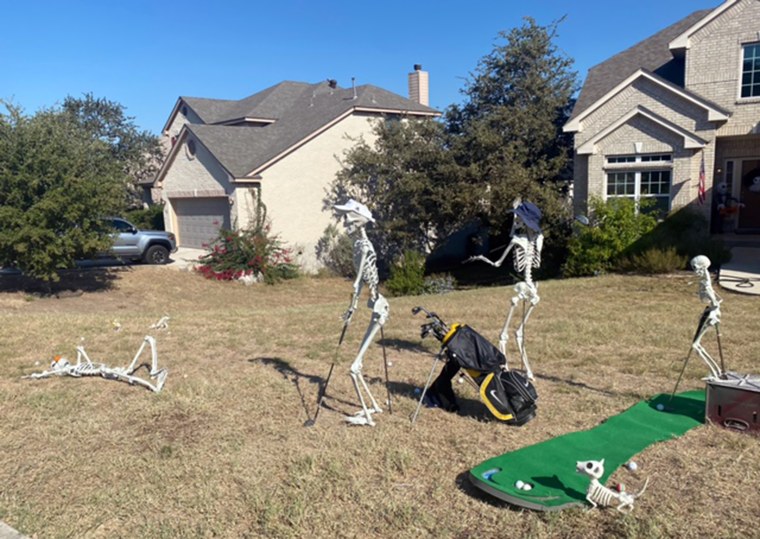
564,0,760,233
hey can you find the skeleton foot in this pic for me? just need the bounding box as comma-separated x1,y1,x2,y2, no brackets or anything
345,413,376,426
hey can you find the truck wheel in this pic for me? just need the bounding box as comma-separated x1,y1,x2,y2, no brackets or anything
144,245,170,265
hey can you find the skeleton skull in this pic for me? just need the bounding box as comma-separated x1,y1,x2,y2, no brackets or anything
690,255,711,274
577,458,605,480
334,199,374,234
50,355,70,370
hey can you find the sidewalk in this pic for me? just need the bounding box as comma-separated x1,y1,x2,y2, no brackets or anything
166,247,207,271
0,521,28,539
719,246,760,296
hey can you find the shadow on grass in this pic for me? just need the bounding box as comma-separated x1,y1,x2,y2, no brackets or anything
535,372,645,400
377,337,428,354
249,356,359,423
0,267,125,295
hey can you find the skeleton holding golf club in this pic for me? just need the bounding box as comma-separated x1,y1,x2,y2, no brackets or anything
465,198,544,381
329,199,389,426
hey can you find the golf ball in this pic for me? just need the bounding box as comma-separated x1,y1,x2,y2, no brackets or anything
626,461,638,472
457,377,465,384
656,403,665,411
515,480,525,489
414,387,421,394
522,483,533,491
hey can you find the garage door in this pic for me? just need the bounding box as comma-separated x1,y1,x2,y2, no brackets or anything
172,197,231,249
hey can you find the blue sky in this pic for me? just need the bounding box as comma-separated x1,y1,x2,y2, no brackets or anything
1,0,720,135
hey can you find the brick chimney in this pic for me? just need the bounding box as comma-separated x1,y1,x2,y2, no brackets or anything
408,64,429,106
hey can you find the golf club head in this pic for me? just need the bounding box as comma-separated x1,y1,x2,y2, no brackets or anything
411,306,423,315
303,418,316,427
575,214,590,226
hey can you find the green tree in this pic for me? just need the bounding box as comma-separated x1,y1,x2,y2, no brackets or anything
62,93,162,206
328,118,471,267
0,101,129,282
328,18,578,275
447,17,578,233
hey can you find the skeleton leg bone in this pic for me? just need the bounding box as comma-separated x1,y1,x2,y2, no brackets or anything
346,297,388,426
514,300,538,381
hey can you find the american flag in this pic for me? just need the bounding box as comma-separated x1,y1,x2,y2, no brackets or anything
698,152,706,205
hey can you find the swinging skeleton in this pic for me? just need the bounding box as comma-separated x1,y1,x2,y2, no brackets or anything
335,199,389,426
689,255,725,379
576,459,649,513
24,318,169,392
466,199,544,380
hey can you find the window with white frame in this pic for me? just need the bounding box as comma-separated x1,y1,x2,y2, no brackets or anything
741,43,760,98
605,154,672,213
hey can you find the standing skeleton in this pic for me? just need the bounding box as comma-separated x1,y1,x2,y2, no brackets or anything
467,199,544,380
688,255,724,379
335,199,389,426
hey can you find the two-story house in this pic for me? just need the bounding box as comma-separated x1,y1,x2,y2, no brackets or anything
564,0,760,233
153,67,438,270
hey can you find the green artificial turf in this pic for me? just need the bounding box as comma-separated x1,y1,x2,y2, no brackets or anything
469,390,706,511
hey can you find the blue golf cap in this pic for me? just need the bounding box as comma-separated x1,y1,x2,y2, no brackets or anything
514,201,542,232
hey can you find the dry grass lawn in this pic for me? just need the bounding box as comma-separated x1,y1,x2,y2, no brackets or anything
1,266,758,538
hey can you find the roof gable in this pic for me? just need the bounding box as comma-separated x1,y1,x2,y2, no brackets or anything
564,69,729,133
669,0,741,51
577,105,707,154
568,9,712,124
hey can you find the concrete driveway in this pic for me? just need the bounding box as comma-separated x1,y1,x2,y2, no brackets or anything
166,247,207,271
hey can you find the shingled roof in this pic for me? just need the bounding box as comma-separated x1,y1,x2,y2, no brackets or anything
168,81,438,178
568,9,712,123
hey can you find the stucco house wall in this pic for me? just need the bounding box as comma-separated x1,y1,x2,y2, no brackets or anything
253,113,379,271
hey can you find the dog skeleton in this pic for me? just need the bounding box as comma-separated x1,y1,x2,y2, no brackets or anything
335,199,389,426
467,198,543,380
576,459,649,513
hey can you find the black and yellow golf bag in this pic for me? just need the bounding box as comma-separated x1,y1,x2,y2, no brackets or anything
412,306,537,426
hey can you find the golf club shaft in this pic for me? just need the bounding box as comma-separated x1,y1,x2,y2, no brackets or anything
411,353,441,426
310,319,350,425
380,326,392,414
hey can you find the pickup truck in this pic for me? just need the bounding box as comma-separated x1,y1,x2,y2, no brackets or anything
104,217,177,265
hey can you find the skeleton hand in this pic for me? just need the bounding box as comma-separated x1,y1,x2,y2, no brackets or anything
342,308,355,324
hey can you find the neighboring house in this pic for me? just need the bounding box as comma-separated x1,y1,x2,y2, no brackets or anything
153,67,438,270
564,0,760,233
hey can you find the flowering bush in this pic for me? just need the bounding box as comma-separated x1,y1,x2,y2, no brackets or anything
196,223,299,285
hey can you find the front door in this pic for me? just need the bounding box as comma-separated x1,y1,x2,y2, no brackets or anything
738,159,760,231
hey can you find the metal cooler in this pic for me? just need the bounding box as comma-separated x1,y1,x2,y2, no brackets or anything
705,372,760,434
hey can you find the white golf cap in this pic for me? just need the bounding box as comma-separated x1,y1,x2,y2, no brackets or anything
334,199,375,223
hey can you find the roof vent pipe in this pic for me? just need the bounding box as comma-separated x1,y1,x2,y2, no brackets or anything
352,77,357,99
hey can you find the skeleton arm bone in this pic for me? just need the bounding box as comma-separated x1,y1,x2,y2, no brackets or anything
343,243,368,322
465,240,516,268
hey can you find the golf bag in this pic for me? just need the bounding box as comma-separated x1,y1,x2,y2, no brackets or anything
413,307,537,426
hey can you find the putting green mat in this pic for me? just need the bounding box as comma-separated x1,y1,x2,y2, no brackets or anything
469,390,705,511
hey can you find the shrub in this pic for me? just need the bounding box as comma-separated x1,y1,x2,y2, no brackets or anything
196,199,298,284
423,273,457,295
126,204,165,230
619,246,688,274
385,251,427,297
624,206,731,267
563,198,657,277
315,224,354,278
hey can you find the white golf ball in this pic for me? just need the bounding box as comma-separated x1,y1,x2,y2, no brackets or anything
522,483,533,491
626,461,638,472
656,403,665,411
457,377,464,384
515,480,524,489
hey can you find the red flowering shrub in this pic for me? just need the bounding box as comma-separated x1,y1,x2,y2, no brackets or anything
196,223,299,284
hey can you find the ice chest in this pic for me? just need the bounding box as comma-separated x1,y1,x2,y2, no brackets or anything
705,372,760,434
